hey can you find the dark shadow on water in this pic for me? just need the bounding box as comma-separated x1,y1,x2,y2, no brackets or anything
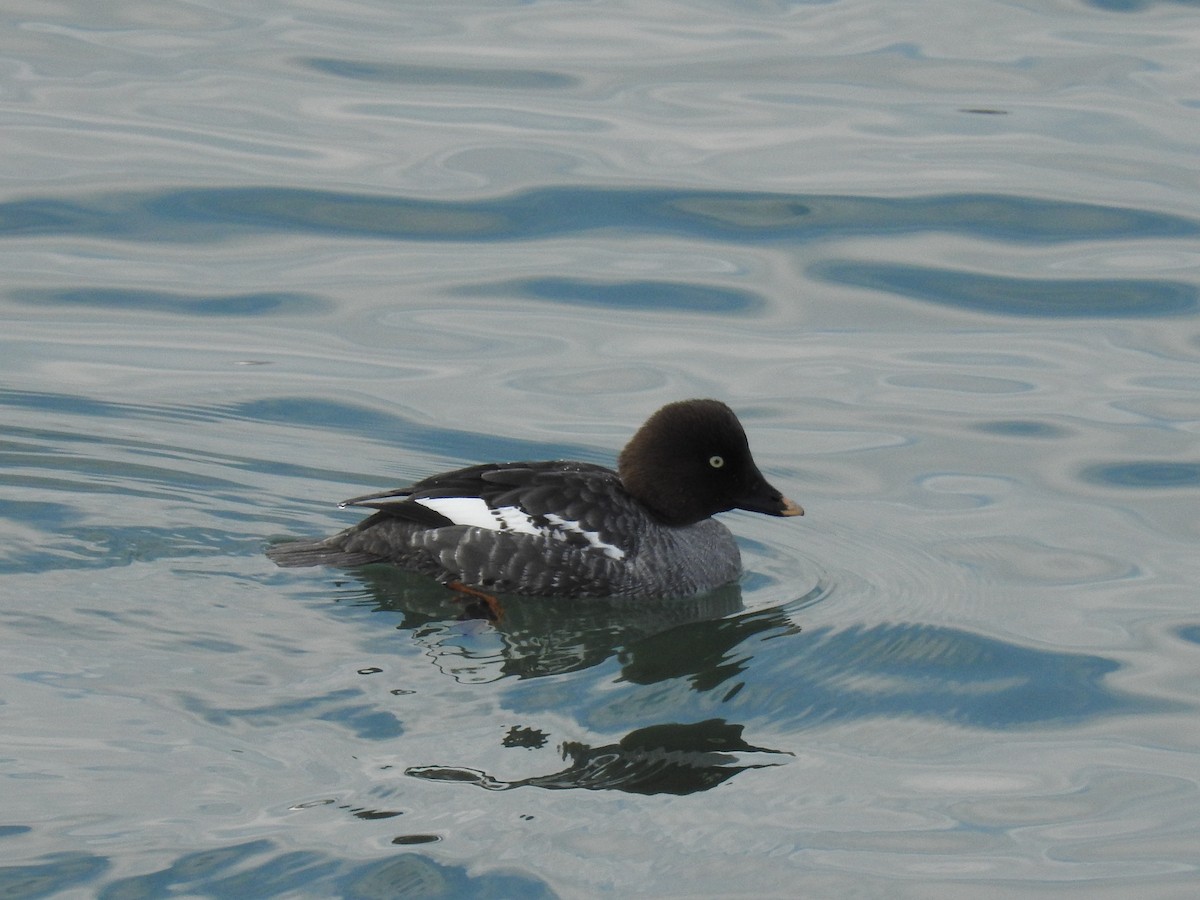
612,613,1164,731
1078,460,1200,488
348,564,748,680
1081,0,1191,10
972,419,1072,439
298,56,580,90
364,576,1166,795
455,277,766,315
317,570,794,795
811,260,1198,318
8,839,558,899
0,852,110,898
406,719,789,795
10,287,329,317
1176,624,1200,646
336,566,1159,731
303,565,1171,797
2,185,1195,247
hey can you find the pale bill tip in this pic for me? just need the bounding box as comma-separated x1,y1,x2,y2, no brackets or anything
780,496,805,517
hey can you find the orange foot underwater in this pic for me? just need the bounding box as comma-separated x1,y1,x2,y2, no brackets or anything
446,580,503,622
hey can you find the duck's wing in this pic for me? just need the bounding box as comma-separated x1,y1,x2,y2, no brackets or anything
342,461,636,558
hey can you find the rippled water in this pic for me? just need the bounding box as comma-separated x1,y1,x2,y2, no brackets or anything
3,0,1199,896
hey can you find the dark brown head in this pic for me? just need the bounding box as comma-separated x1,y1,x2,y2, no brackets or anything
617,399,804,526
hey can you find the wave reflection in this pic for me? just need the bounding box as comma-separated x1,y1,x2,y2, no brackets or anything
812,261,1198,318
3,186,1195,245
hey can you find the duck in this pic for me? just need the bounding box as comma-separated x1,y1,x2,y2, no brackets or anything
267,398,803,602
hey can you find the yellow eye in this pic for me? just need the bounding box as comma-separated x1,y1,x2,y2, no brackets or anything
709,455,725,469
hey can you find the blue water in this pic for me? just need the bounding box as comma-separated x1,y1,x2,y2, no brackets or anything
3,1,1199,896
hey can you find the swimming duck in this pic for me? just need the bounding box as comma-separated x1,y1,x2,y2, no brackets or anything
267,398,802,600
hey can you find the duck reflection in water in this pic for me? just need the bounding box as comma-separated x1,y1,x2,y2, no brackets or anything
345,564,781,681
406,719,790,796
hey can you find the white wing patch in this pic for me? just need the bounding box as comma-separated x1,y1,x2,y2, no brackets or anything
413,497,626,560
413,497,541,534
544,513,626,560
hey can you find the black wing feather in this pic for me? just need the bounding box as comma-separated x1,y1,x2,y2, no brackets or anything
339,461,627,534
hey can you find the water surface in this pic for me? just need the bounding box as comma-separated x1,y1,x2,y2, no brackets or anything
2,0,1199,896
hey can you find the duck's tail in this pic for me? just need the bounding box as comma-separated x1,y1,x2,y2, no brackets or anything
265,537,382,568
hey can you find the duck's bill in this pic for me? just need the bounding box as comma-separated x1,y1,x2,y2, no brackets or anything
776,496,805,517
736,487,805,517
